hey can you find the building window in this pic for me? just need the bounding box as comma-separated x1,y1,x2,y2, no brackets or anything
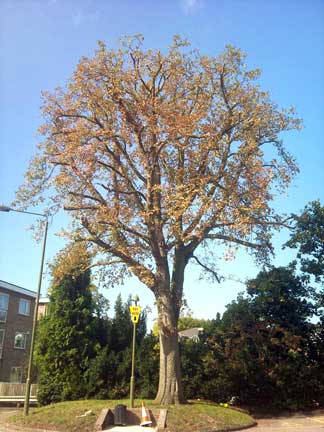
10,367,22,383
0,292,9,322
18,298,31,316
14,332,27,349
0,329,4,347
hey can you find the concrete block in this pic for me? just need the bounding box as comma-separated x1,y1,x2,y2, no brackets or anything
157,409,168,430
94,408,114,431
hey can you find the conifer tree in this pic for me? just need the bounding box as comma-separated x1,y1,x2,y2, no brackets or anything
35,244,97,404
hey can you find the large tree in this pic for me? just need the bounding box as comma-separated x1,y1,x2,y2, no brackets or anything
16,35,301,404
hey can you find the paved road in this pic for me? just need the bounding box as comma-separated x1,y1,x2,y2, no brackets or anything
253,410,324,431
0,409,18,431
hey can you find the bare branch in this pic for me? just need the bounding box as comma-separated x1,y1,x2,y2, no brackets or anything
97,160,145,210
97,219,151,244
81,216,156,289
205,233,268,249
190,255,222,283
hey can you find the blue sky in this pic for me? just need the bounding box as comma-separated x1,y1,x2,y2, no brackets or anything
0,0,323,325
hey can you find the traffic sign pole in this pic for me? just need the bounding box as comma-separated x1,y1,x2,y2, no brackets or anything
129,295,140,408
130,319,136,408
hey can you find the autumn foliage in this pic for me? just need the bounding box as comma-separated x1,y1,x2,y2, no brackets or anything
16,35,301,404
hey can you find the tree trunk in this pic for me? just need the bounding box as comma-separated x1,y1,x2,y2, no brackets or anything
155,330,185,404
154,291,186,405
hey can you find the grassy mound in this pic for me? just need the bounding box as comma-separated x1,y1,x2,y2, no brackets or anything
6,399,256,432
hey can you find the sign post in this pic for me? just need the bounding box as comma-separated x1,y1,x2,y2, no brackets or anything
129,295,141,408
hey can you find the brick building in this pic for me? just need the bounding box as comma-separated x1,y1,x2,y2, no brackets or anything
0,280,36,383
38,297,50,319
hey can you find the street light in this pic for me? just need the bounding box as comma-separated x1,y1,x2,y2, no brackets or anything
0,205,48,416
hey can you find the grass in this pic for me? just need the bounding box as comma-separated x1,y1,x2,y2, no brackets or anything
5,399,256,432
166,401,256,432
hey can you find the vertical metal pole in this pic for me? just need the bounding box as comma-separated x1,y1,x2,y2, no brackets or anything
130,320,136,408
24,220,48,416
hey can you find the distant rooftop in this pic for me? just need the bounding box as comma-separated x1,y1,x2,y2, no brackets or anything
178,327,204,340
0,280,37,298
39,297,50,303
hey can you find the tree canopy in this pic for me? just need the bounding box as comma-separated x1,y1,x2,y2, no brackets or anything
198,266,324,409
16,35,301,404
285,200,324,283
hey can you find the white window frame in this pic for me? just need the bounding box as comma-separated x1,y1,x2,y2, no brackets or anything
10,367,22,383
18,298,31,316
0,292,9,323
14,332,27,350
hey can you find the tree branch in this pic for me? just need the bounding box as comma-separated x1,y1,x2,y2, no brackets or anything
81,217,157,289
190,255,222,283
205,233,268,249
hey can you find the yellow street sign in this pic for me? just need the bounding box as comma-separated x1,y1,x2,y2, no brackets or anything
129,305,141,324
129,306,141,315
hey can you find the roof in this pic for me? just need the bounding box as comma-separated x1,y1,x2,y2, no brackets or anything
39,297,50,303
0,280,37,298
178,327,204,339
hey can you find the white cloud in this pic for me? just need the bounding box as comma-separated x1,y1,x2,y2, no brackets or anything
180,0,205,15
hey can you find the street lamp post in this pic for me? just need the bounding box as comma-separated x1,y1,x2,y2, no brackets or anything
0,205,48,416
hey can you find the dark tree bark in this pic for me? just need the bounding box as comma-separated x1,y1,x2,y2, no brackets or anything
154,248,187,404
155,291,185,404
